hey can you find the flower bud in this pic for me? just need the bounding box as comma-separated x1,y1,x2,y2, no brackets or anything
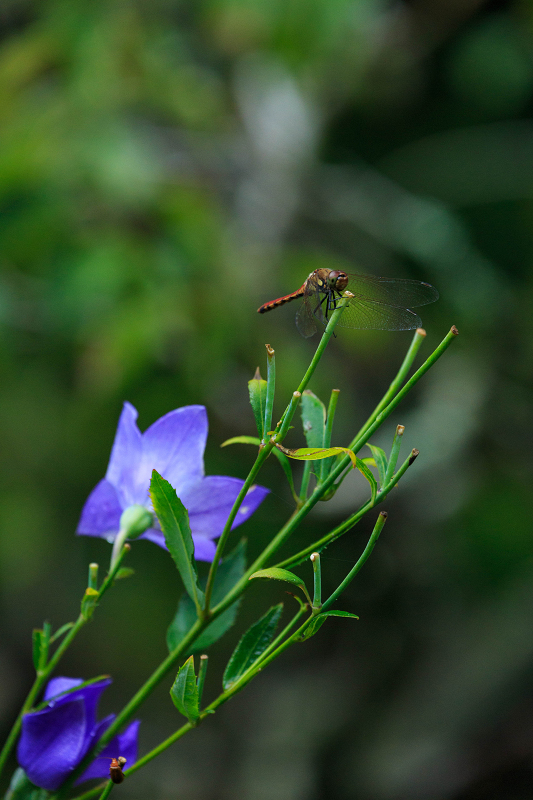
119,505,153,539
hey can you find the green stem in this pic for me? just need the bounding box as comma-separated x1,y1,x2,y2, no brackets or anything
274,448,418,569
197,655,208,706
263,344,276,441
353,327,426,442
319,388,340,482
311,552,322,609
96,781,115,800
203,443,274,613
210,326,456,619
296,297,351,397
110,528,128,572
385,424,405,483
0,546,130,780
321,511,388,612
274,391,301,441
299,460,312,503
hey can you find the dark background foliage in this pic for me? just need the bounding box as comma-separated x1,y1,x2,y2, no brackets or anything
1,0,533,797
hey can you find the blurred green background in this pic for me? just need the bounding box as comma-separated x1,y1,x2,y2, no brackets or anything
1,0,533,797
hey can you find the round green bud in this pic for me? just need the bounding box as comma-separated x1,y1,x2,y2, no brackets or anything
119,505,153,539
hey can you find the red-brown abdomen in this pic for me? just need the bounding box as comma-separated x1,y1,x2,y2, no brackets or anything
258,285,306,314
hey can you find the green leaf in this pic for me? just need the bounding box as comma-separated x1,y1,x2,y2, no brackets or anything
49,622,74,644
300,390,326,449
277,445,357,469
31,630,45,672
170,655,200,724
80,587,99,621
150,470,204,612
222,604,283,691
115,567,135,581
366,444,388,487
221,435,261,447
248,370,268,438
355,458,378,503
298,610,359,641
4,767,49,800
249,567,312,604
167,540,246,654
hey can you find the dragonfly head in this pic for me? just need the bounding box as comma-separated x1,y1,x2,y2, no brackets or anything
328,270,349,292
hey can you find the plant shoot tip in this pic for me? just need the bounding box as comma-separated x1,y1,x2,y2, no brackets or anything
408,449,420,465
310,552,320,562
396,424,405,435
343,290,355,298
379,511,388,519
200,654,208,660
416,327,426,336
451,325,459,335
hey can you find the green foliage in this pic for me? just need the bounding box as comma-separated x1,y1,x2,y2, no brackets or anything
4,767,48,800
170,656,200,724
167,540,246,654
366,443,388,487
249,567,312,605
248,370,268,439
297,610,359,642
222,604,283,691
150,470,204,613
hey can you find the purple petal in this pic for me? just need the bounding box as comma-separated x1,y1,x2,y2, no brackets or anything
231,484,270,530
105,403,143,507
181,477,269,539
139,526,166,549
78,720,140,783
192,538,218,562
18,699,87,791
76,480,122,538
140,406,207,496
50,679,112,736
44,678,83,703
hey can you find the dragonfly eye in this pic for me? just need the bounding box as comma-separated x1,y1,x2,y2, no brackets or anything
328,270,349,291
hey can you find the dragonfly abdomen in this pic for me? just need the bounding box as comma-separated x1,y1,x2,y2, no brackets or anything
258,286,306,314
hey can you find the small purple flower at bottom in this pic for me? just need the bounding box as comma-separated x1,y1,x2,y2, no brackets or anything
77,403,269,562
17,677,139,792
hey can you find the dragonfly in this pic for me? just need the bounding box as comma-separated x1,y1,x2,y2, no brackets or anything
257,268,439,338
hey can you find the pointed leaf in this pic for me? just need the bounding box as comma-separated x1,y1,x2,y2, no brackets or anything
276,445,357,469
170,655,200,723
355,458,378,503
248,370,268,438
115,567,135,581
31,630,44,672
222,604,283,691
221,435,261,447
300,391,326,449
150,470,204,612
249,567,312,604
49,622,74,644
366,444,388,487
298,610,359,641
167,540,247,654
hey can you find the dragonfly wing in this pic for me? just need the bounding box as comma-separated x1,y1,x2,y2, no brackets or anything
338,297,422,331
296,297,318,337
346,275,439,307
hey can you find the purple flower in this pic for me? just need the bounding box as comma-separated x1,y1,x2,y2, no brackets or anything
17,677,139,791
77,403,269,562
